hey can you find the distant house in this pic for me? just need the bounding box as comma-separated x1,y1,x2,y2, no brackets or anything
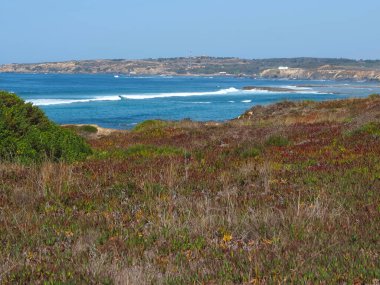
219,72,227,75
278,66,289,70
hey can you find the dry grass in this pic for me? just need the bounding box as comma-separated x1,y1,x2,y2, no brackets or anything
1,96,380,284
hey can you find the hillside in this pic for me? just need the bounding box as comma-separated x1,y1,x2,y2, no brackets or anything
260,66,380,81
1,95,380,283
1,57,380,81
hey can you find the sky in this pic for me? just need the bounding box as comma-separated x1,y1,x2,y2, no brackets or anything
0,0,379,64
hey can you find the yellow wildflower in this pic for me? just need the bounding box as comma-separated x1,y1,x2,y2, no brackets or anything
222,233,233,242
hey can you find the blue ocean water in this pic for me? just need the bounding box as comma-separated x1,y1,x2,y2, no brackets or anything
0,73,379,129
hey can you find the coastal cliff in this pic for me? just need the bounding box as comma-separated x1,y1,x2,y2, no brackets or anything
260,65,380,81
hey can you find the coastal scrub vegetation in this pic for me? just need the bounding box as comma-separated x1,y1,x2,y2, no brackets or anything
78,125,98,134
0,91,91,163
0,95,379,283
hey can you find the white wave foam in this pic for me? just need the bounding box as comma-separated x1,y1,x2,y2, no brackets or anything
27,86,328,106
120,87,241,100
283,85,312,90
28,96,121,106
119,87,295,100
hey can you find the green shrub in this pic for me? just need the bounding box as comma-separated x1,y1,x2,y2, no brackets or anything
0,91,92,163
132,120,170,138
133,120,168,132
265,135,290,147
368,93,380,99
79,125,98,133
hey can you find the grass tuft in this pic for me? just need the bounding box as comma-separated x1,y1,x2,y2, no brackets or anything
265,135,290,147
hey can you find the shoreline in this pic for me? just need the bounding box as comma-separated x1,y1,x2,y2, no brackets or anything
1,72,379,83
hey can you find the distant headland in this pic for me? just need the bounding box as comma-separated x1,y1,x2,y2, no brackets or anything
1,57,380,81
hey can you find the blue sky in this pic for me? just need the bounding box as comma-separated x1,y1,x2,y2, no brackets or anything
0,0,379,63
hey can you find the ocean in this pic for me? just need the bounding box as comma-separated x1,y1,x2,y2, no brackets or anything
0,73,379,129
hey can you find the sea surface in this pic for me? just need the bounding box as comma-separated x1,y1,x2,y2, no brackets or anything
1,73,379,129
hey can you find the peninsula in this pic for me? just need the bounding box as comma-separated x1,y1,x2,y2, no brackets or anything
1,57,380,81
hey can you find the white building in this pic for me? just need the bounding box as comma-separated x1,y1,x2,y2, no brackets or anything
278,66,289,70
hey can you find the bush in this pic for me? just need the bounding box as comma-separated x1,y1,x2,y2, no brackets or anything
132,120,170,138
133,120,168,132
368,93,380,99
265,135,290,147
79,125,98,133
0,91,92,163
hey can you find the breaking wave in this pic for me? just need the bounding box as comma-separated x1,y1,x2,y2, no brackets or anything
282,85,312,90
120,87,242,99
121,86,327,100
27,86,323,106
28,96,121,106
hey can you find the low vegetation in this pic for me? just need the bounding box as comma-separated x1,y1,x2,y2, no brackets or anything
265,135,290,147
358,122,380,137
0,94,379,284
